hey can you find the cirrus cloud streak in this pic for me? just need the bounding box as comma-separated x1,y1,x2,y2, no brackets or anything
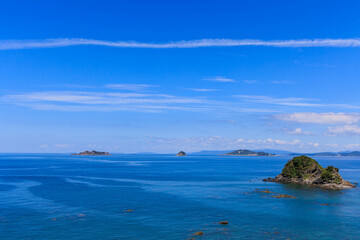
274,113,360,124
1,38,360,50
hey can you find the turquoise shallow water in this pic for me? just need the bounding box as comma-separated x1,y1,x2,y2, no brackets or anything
0,154,360,240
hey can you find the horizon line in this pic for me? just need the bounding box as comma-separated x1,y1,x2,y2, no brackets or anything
1,149,359,154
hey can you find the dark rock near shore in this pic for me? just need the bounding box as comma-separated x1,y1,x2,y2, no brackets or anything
263,155,355,190
71,150,111,156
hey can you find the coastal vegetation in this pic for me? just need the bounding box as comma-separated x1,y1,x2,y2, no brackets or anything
281,155,323,179
321,166,342,184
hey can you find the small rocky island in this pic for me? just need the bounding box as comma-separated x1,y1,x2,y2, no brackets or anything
71,150,111,156
224,149,274,156
176,151,186,156
264,155,355,190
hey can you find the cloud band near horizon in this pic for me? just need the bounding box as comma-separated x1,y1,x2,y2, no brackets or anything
1,38,360,50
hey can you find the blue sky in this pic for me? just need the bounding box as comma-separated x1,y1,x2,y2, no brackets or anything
1,0,360,153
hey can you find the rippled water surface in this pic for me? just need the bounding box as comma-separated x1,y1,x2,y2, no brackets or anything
1,154,360,239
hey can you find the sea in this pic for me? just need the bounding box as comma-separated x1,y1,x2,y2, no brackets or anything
0,153,360,240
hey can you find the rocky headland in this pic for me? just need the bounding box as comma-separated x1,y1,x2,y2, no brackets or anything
264,155,355,190
71,150,111,156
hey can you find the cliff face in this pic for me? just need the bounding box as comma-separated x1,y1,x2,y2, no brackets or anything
265,155,355,190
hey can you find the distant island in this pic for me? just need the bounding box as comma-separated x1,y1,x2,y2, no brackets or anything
176,151,186,156
71,150,111,156
264,155,355,190
290,151,360,157
188,149,360,156
223,149,275,156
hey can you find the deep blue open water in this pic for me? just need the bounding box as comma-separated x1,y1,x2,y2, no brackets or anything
0,154,360,239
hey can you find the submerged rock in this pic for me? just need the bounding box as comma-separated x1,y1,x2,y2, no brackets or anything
219,221,228,225
273,194,296,199
194,231,204,236
176,151,186,156
259,189,273,193
264,155,355,190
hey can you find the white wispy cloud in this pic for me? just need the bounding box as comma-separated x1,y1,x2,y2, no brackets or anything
325,125,360,136
105,84,158,91
4,91,204,104
243,80,257,84
325,143,339,148
293,60,336,68
54,144,69,148
188,88,219,92
1,90,283,113
202,119,237,125
202,76,235,82
283,128,314,135
263,138,302,146
2,38,360,50
344,143,360,149
308,142,320,147
5,91,360,115
3,90,275,113
236,95,321,107
19,103,207,113
236,95,360,109
275,113,360,124
2,91,210,112
271,81,296,84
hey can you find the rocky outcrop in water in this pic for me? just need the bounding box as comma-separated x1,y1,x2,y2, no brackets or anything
263,155,355,190
176,151,186,156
